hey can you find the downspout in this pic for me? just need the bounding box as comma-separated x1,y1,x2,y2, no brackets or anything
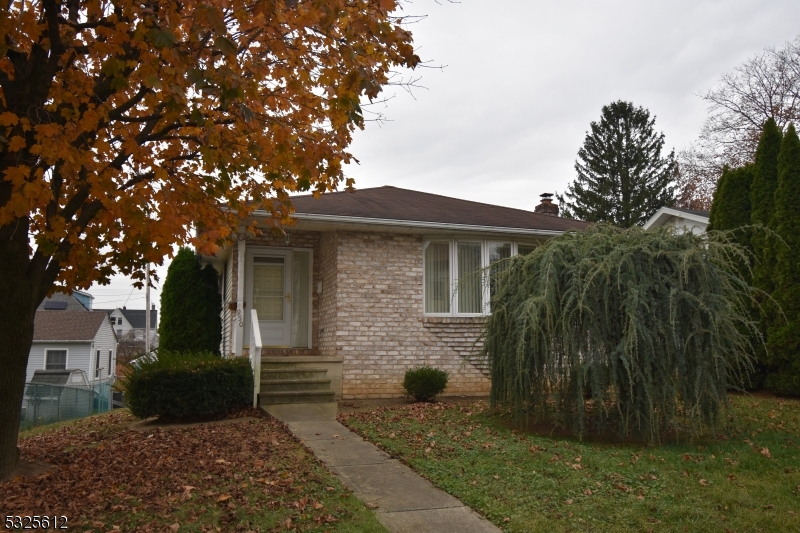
234,231,246,356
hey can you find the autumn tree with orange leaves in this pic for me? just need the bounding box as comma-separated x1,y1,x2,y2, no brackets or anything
0,0,418,479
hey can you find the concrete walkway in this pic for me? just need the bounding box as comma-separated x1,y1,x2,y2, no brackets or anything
266,405,500,533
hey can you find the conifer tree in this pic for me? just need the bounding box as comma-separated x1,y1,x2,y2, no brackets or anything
558,101,677,227
750,118,783,295
708,165,754,232
159,248,222,354
708,164,755,282
767,123,800,396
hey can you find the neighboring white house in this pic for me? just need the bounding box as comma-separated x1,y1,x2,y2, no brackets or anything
643,206,710,234
28,302,118,383
103,306,158,346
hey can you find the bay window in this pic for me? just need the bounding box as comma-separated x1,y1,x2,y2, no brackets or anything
423,239,538,316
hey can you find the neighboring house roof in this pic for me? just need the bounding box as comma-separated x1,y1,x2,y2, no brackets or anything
119,308,158,329
643,206,710,231
281,186,590,234
38,292,90,312
670,206,710,217
33,310,109,341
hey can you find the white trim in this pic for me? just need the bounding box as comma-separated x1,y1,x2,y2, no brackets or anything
272,211,568,237
234,234,246,356
643,207,709,230
44,348,69,370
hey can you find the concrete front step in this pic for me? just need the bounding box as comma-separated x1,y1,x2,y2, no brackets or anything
261,368,330,381
261,378,332,392
259,390,336,405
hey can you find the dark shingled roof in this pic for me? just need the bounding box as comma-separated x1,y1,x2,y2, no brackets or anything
671,206,710,217
288,186,590,232
37,292,90,312
33,311,108,341
119,309,158,329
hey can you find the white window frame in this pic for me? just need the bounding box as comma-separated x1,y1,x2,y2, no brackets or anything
44,348,69,370
423,238,540,317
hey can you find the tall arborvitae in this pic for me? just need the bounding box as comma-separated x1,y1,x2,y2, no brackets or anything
159,247,222,354
708,164,755,283
750,118,783,295
767,123,800,396
708,165,754,231
200,264,223,355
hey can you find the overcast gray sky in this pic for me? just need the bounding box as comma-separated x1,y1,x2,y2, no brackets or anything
88,0,800,311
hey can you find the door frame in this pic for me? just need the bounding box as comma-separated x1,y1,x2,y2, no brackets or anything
244,246,313,349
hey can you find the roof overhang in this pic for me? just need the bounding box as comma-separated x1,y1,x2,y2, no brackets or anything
32,339,93,343
643,207,710,230
264,210,568,237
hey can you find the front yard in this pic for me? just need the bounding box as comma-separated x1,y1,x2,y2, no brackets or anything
2,410,385,532
341,394,800,533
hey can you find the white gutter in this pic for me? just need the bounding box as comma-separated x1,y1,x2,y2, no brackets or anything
250,211,571,237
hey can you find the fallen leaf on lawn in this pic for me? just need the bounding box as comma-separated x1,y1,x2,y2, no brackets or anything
763,504,774,510
365,502,379,509
503,518,510,522
760,447,772,459
326,486,335,491
217,494,232,502
170,523,179,532
728,474,736,481
565,499,574,505
254,460,264,468
493,475,500,480
699,479,708,486
584,489,592,496
313,502,324,510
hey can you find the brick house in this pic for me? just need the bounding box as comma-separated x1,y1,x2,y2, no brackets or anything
204,186,588,400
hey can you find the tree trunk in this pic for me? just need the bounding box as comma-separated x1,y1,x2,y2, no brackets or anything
0,234,38,480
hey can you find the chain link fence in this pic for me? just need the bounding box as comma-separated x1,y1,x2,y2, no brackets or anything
20,378,116,430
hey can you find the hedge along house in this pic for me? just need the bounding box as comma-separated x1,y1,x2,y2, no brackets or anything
203,186,589,402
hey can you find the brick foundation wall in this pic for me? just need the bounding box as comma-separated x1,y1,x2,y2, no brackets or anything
333,232,490,399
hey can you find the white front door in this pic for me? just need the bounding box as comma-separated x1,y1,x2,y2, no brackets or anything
250,251,292,347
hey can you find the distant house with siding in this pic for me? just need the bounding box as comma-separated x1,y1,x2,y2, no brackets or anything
101,306,159,347
643,206,710,234
28,293,117,383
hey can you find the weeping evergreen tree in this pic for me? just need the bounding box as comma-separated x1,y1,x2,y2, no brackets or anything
483,225,755,444
767,123,800,396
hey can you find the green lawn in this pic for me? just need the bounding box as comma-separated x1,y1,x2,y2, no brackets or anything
3,409,386,532
341,395,800,533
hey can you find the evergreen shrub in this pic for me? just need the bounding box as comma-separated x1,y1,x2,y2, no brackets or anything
159,247,222,353
124,351,253,420
403,366,449,401
767,123,800,396
484,224,756,444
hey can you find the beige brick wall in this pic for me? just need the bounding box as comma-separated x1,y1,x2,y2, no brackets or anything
332,232,490,399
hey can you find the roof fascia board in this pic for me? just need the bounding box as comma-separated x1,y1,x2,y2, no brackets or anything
248,210,567,237
643,207,709,230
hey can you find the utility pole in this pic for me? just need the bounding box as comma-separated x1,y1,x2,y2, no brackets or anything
145,262,151,354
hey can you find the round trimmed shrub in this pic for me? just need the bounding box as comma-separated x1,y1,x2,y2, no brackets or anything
123,351,253,420
403,366,449,401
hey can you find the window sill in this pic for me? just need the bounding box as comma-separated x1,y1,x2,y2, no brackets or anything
422,316,487,324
